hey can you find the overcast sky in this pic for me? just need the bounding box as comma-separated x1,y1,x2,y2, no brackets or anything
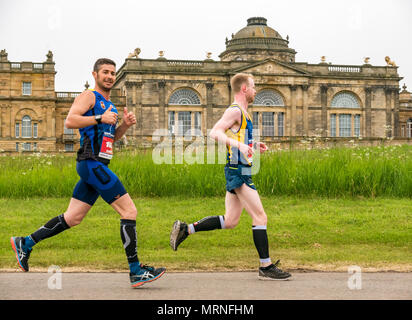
1,0,411,92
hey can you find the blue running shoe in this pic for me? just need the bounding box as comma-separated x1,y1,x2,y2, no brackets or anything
130,264,166,288
10,237,32,272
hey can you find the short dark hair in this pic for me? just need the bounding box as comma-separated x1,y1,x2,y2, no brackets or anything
93,58,116,72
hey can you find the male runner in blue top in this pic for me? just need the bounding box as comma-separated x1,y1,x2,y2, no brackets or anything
11,58,165,288
170,73,291,280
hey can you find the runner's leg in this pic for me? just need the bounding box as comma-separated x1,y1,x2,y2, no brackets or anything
233,184,270,267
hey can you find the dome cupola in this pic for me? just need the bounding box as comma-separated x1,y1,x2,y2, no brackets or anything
219,17,296,62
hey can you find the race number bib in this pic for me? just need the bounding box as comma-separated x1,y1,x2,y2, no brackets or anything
247,139,254,165
99,132,114,160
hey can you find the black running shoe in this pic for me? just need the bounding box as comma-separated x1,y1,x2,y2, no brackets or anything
170,220,189,251
259,260,291,281
130,264,166,288
10,237,32,272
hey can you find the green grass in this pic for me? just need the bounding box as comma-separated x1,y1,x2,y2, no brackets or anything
1,197,411,272
0,144,411,198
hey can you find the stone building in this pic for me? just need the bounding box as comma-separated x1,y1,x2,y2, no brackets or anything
0,50,124,153
0,17,411,153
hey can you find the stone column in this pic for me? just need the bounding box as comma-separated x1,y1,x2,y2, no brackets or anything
206,82,214,131
0,105,3,138
158,80,166,131
385,87,393,138
393,88,400,137
365,87,372,137
320,85,329,137
136,82,143,140
51,106,56,138
301,85,309,136
124,81,134,138
289,85,297,137
42,106,48,137
6,105,12,138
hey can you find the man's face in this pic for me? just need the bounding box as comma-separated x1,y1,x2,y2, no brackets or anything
245,78,256,104
93,64,116,91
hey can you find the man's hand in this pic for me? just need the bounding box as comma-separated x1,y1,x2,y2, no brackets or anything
113,107,136,142
101,105,118,125
238,142,254,158
254,142,268,153
122,107,136,127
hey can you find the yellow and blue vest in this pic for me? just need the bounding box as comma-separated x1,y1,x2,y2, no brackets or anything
225,104,254,167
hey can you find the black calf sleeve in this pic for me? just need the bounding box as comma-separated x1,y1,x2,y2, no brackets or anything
30,214,70,243
120,219,139,264
252,225,271,263
190,215,225,233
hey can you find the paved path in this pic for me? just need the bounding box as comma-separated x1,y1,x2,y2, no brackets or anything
1,271,411,300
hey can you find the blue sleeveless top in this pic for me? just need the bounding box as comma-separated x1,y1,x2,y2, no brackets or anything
76,90,118,165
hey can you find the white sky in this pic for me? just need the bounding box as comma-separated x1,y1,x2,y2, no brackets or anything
1,0,411,92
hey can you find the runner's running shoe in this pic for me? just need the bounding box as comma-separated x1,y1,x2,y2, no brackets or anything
259,260,291,280
170,220,189,251
10,237,32,272
130,264,166,288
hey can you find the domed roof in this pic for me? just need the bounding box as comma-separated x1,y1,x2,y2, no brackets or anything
219,17,296,62
233,17,283,39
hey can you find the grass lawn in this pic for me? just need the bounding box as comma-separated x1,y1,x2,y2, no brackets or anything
1,196,411,272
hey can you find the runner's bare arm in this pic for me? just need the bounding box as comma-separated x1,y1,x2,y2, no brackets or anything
65,91,117,129
65,91,96,129
209,107,253,156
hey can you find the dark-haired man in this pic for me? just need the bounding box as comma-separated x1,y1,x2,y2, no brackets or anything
11,58,166,288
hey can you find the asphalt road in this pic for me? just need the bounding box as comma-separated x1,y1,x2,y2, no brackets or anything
0,271,411,300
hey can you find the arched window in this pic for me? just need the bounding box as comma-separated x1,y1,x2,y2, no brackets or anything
22,115,32,138
253,89,285,106
331,92,360,108
168,89,201,105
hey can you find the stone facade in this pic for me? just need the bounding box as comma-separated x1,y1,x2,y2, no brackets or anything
0,50,125,153
0,17,411,153
115,17,411,144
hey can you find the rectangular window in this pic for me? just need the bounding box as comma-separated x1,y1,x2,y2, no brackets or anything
16,142,19,151
194,112,201,136
262,112,274,136
15,123,20,138
22,142,31,151
178,111,191,136
65,143,74,152
253,112,259,137
252,112,259,129
339,114,351,137
168,111,175,135
354,115,360,137
33,123,38,138
33,142,37,151
22,82,32,96
22,121,31,138
330,114,336,137
277,112,284,137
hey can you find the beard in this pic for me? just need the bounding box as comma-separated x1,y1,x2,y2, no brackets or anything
246,94,255,104
97,76,113,92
